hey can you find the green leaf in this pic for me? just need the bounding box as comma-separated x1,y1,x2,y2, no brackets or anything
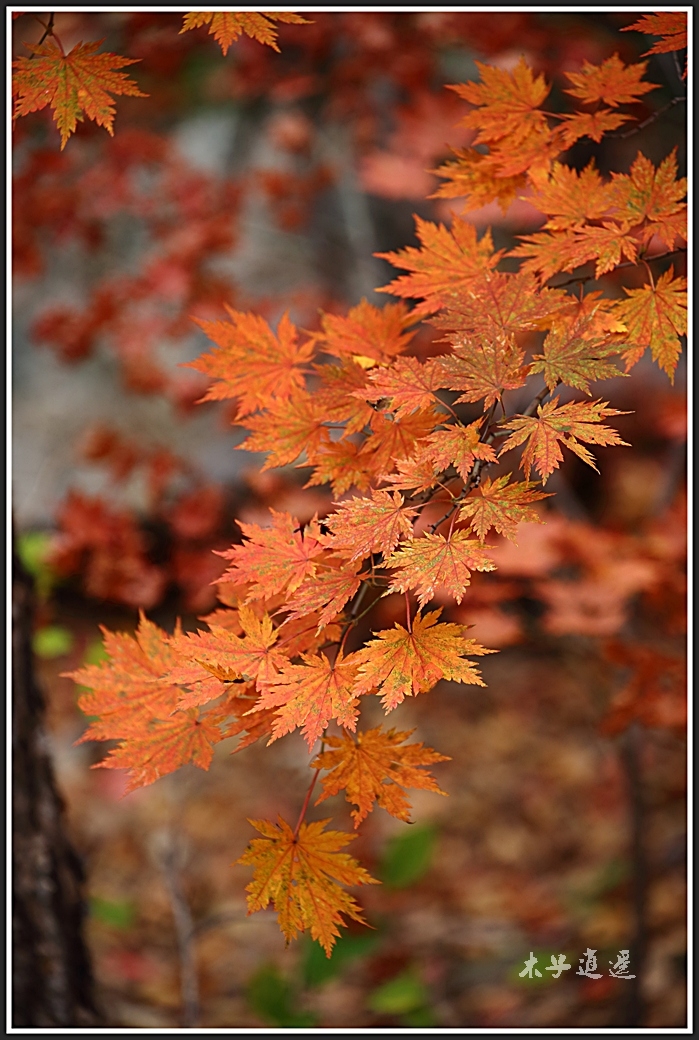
33,625,74,659
16,531,57,599
246,964,317,1028
89,896,136,930
302,931,380,988
368,969,430,1015
379,823,437,889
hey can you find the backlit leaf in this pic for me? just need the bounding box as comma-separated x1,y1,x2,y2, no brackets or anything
238,817,378,956
180,11,310,54
353,610,493,711
312,727,450,827
12,38,145,149
386,530,496,607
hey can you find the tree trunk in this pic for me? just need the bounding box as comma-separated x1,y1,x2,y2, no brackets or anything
12,548,101,1027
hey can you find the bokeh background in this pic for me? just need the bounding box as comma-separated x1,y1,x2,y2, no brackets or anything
12,10,686,1029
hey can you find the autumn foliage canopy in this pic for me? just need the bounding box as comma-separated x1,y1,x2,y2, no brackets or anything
13,11,687,957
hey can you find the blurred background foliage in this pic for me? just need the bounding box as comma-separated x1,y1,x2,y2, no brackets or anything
12,9,685,1029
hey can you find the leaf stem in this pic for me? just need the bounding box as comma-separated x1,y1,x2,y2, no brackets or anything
293,763,322,839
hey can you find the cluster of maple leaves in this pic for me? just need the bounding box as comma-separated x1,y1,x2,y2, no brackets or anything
13,11,687,956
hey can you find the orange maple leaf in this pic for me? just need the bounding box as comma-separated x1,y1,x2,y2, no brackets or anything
434,271,568,337
353,610,493,711
253,651,361,748
12,38,145,149
432,337,530,411
168,606,288,698
359,408,442,481
217,511,324,600
284,558,363,629
432,147,527,213
386,530,496,608
377,216,503,315
458,475,550,541
621,13,687,58
180,11,310,54
188,309,314,417
314,360,376,435
93,710,226,793
325,489,417,562
450,57,550,147
312,727,450,827
530,308,626,394
609,150,687,249
237,389,329,469
500,398,629,483
511,223,639,282
414,422,498,481
528,162,613,230
314,299,415,365
563,54,656,107
557,107,631,147
358,356,447,419
67,613,181,743
613,267,687,379
304,439,372,496
238,817,378,956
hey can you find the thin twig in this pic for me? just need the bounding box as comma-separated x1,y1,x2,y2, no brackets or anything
293,765,322,839
547,248,687,292
607,95,686,139
152,830,200,1029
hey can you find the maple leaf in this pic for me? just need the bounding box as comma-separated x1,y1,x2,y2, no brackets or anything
284,558,363,629
458,475,550,541
530,308,626,394
499,398,629,483
12,39,146,149
380,454,443,495
433,271,568,337
353,610,493,712
304,439,372,496
613,268,687,379
67,614,181,743
511,224,639,282
358,356,448,419
528,162,613,231
325,489,417,562
415,422,498,482
238,390,329,469
557,108,631,147
169,606,288,698
315,299,415,365
433,334,530,410
377,216,503,315
188,309,314,417
217,511,324,600
314,360,376,435
215,688,278,753
621,13,687,57
312,727,450,827
94,710,226,793
432,147,527,213
238,817,378,956
359,408,442,481
180,12,310,54
450,58,550,147
386,530,496,608
564,54,656,107
609,150,687,249
253,650,361,748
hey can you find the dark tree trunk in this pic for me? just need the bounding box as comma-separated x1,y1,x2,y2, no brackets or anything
12,547,101,1027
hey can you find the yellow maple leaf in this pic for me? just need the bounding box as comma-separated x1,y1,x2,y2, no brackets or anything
238,816,378,955
180,11,310,55
12,38,145,149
